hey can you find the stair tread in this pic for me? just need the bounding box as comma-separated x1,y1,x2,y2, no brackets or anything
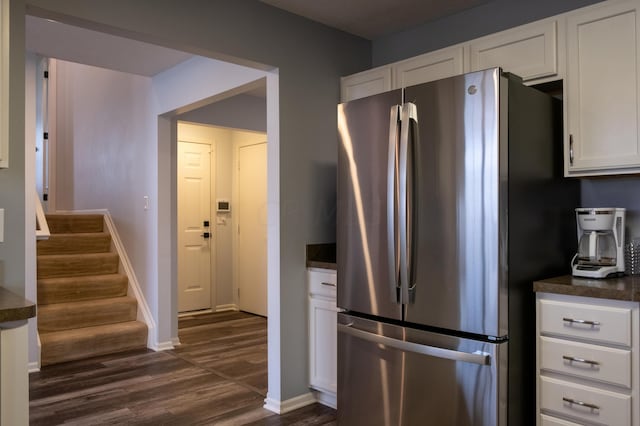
45,214,104,234
40,321,148,366
37,232,112,255
38,274,128,305
38,296,138,332
38,295,136,312
37,253,119,279
38,273,127,284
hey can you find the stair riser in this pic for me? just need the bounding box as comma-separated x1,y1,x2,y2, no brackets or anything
40,322,148,366
38,299,138,332
38,276,128,305
37,254,119,279
46,215,104,234
37,234,111,255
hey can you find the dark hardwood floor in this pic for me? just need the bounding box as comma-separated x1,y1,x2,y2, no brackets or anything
29,311,336,425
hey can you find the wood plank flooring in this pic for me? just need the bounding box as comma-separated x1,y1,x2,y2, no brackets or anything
30,311,336,425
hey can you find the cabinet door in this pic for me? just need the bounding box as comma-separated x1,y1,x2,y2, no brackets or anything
340,67,392,102
309,296,337,394
393,45,464,88
469,19,558,83
566,0,640,175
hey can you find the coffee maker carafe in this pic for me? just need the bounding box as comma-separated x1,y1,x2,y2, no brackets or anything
572,208,626,278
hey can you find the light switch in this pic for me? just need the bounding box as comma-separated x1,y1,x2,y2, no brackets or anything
0,208,4,242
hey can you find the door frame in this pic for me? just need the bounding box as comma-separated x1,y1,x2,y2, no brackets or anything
176,123,217,314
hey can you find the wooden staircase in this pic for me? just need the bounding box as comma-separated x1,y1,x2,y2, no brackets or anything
37,214,148,366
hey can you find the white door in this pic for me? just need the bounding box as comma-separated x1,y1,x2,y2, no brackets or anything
238,142,267,316
178,141,212,312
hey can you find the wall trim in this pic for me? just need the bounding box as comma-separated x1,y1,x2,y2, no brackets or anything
312,389,336,409
152,340,176,351
216,304,239,312
27,362,40,374
263,392,316,414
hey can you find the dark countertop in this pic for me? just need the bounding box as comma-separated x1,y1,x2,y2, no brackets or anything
0,287,36,323
533,274,640,302
306,243,337,270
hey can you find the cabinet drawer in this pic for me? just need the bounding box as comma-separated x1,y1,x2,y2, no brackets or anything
308,268,337,298
539,299,632,346
540,336,632,388
540,414,582,426
540,376,631,425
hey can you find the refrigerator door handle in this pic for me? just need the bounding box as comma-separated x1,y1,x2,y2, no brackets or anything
387,105,401,303
338,323,492,366
399,102,418,304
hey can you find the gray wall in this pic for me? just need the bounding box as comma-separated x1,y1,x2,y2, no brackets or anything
581,177,640,240
0,0,26,295
372,0,603,66
24,0,369,401
179,94,267,133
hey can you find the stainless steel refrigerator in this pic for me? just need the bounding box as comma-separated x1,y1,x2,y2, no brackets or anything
336,68,579,425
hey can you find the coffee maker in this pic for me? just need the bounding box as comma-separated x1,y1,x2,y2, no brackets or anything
572,208,626,278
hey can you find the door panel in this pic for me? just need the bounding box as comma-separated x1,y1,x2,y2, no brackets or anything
403,69,504,337
238,142,267,317
338,313,505,426
178,141,212,312
337,89,404,320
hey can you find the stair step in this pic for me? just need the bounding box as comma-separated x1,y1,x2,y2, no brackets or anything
38,274,128,305
38,296,138,332
37,232,112,255
37,253,119,279
46,214,104,234
40,321,148,366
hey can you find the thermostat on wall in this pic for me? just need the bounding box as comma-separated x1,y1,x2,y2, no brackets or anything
217,199,231,212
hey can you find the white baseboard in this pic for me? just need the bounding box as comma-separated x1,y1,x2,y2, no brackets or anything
28,362,40,374
151,340,175,351
216,304,239,312
312,389,337,409
263,392,317,414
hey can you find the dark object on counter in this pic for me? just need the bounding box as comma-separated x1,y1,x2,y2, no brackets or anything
306,243,336,270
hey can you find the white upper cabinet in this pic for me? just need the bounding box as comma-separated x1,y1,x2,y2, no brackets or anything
565,0,640,176
393,45,465,88
469,19,560,83
340,66,392,102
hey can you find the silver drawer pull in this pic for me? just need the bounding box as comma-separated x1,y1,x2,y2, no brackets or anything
563,317,601,326
562,355,600,366
563,397,600,411
321,282,336,287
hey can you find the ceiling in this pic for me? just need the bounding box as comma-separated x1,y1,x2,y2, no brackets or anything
25,0,490,81
26,16,194,77
259,0,490,39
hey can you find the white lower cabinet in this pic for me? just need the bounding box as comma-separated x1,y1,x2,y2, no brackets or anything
537,293,639,426
307,267,337,407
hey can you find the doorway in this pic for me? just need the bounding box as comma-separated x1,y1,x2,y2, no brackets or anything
176,120,268,317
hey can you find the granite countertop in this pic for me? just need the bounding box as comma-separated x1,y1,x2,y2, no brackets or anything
533,274,640,302
306,243,336,270
0,287,36,323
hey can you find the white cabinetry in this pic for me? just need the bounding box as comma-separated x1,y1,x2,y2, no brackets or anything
340,67,392,102
468,19,560,83
537,293,639,426
565,0,640,176
308,267,337,408
393,45,464,88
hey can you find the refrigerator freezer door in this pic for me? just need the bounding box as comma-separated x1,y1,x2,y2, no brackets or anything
338,313,506,426
403,68,507,337
337,89,404,320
